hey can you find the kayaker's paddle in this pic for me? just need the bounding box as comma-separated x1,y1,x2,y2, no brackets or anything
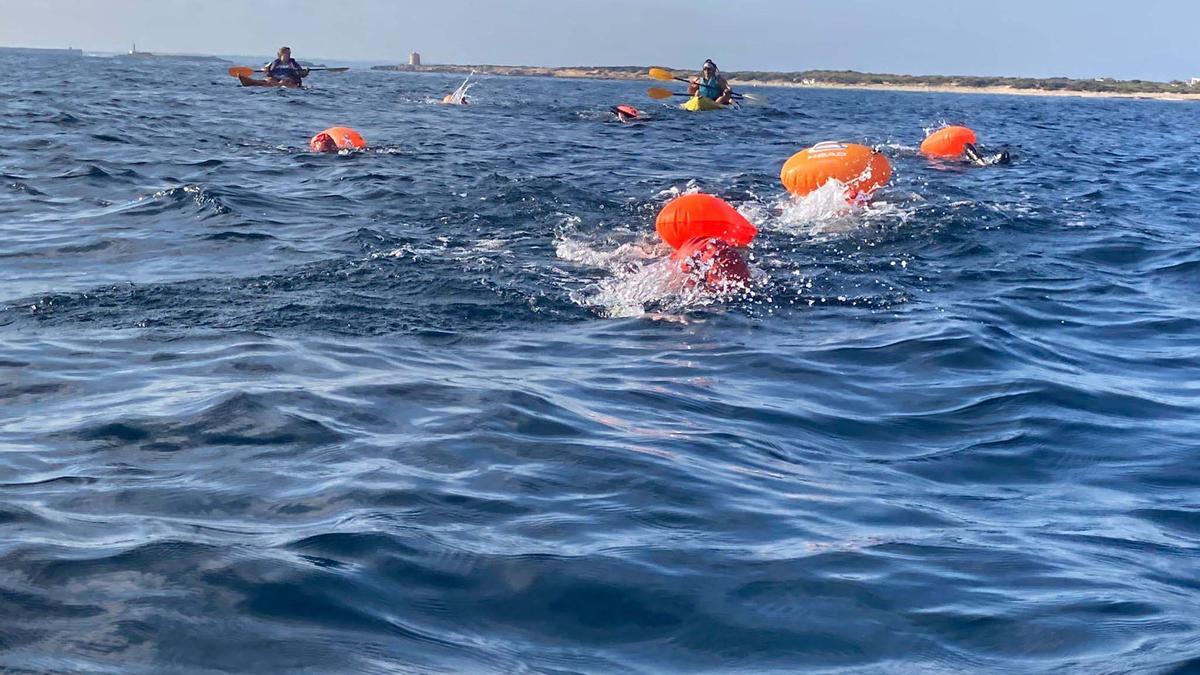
647,67,766,105
226,65,349,78
647,87,685,100
649,67,689,84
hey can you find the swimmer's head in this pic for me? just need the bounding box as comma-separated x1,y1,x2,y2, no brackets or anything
309,132,337,153
674,237,751,290
700,239,750,288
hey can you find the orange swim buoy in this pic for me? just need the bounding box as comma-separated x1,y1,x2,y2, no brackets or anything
655,194,757,251
780,142,892,198
310,126,367,152
920,126,977,158
614,104,641,118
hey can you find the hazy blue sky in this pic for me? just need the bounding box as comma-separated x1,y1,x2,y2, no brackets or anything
1,0,1196,80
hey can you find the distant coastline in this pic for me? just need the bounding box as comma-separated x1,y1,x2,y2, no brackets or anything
372,64,1200,101
0,46,82,57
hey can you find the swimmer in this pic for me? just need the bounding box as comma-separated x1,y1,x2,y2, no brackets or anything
443,72,475,105
610,104,643,123
963,143,1012,166
672,237,752,290
655,193,757,290
309,132,338,153
309,127,366,153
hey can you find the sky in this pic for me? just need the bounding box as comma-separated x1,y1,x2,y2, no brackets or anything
0,0,1197,81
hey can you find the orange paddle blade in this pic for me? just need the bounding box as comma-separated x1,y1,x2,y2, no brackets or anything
647,87,676,100
648,67,677,82
227,66,254,78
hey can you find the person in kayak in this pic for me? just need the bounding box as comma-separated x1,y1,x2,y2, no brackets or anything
689,59,733,105
262,46,308,87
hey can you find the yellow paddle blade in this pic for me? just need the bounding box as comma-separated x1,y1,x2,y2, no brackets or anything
647,87,676,100
227,66,253,78
648,67,677,82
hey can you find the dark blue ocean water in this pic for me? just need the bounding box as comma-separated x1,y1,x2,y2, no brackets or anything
2,54,1199,673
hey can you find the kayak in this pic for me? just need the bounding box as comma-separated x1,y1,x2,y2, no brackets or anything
238,75,301,88
680,96,726,112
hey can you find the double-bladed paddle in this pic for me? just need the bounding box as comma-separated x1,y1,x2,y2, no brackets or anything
226,66,349,78
647,67,766,105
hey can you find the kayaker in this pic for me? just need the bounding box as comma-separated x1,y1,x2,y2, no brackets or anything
688,59,733,106
262,46,308,87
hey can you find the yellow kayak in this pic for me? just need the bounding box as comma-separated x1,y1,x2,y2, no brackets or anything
680,96,726,112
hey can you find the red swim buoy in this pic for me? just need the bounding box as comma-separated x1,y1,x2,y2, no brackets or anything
614,104,641,119
920,126,977,158
780,142,892,198
655,194,757,251
671,237,751,287
310,126,367,152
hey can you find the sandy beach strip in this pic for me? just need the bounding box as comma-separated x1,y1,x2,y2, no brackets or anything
375,65,1200,102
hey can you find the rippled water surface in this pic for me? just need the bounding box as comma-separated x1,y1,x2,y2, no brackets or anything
2,55,1199,673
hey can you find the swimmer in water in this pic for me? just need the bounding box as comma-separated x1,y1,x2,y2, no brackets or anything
309,132,338,153
309,127,366,153
610,104,643,123
963,143,1012,166
672,237,752,290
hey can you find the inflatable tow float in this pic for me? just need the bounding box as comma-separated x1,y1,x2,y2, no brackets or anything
920,126,977,159
310,127,367,153
612,104,643,122
781,142,892,200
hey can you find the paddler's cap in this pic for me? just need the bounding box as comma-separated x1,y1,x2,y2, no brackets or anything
702,59,718,72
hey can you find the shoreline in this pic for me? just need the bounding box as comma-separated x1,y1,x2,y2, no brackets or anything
735,79,1200,102
373,64,1200,102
